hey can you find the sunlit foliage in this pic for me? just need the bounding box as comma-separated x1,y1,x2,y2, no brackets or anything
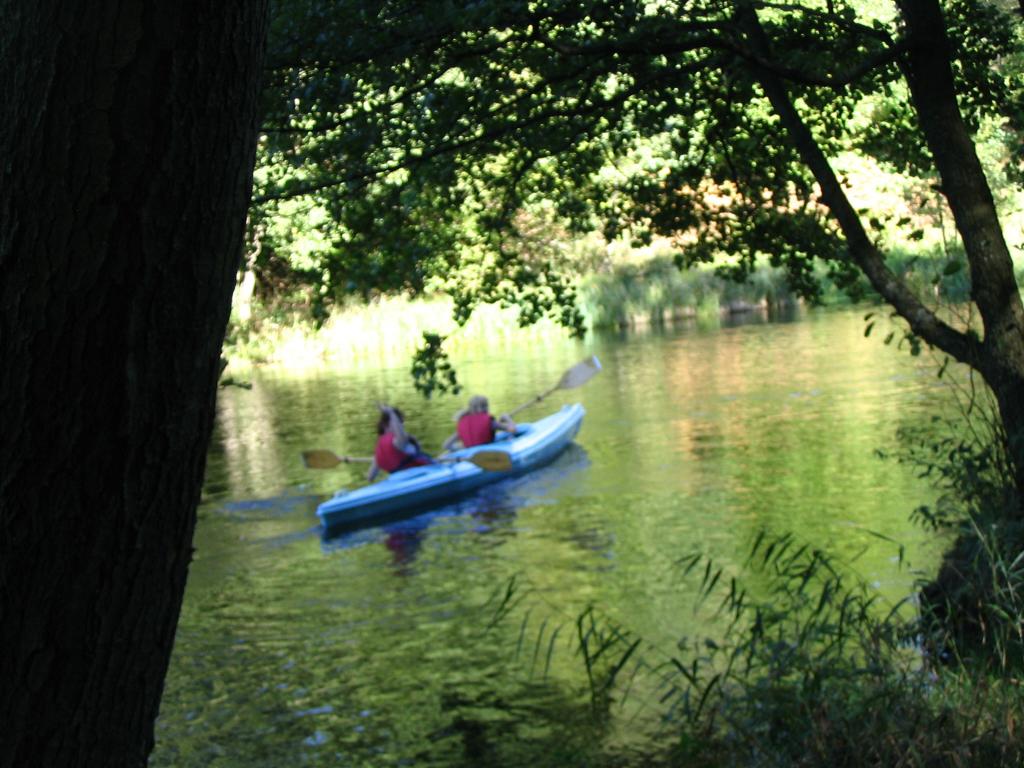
252,0,1024,393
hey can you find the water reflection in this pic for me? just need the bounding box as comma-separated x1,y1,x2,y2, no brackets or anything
383,524,426,571
220,493,321,522
321,444,593,574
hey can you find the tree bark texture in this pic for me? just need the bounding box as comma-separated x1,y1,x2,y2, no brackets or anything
0,3,268,766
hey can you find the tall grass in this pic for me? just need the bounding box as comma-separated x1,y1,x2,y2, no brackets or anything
481,527,1024,767
223,261,799,370
223,296,568,370
577,256,797,329
888,373,1024,672
655,536,1024,768
224,239,1007,370
636,382,1023,764
653,374,1024,765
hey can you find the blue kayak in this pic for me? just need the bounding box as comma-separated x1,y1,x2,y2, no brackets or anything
316,403,585,533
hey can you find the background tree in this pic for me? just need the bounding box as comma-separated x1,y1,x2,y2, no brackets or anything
0,3,268,766
259,0,1024,502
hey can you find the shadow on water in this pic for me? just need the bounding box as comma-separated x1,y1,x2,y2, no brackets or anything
320,444,593,561
218,492,321,521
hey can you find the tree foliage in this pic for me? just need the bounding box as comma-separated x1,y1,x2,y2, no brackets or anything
257,0,1019,300
257,0,1024,498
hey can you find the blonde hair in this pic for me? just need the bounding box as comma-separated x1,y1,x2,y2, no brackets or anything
454,395,489,421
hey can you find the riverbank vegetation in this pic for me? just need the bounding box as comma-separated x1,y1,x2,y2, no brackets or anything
226,163,1024,368
654,388,1024,767
223,234,1022,374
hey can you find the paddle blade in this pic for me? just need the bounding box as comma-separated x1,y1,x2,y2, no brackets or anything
303,449,342,469
302,451,372,469
467,450,513,472
557,355,602,390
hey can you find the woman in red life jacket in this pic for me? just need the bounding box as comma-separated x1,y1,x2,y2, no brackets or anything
442,395,517,451
367,404,433,482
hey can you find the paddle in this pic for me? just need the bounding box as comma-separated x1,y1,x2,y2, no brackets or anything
302,449,512,472
506,355,602,419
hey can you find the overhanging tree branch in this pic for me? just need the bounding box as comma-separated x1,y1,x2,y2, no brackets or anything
896,0,1024,367
734,1,981,366
533,21,905,90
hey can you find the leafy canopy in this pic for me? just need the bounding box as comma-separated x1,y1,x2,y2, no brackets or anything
255,0,1024,389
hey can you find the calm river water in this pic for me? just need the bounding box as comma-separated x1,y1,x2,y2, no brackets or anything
152,306,949,767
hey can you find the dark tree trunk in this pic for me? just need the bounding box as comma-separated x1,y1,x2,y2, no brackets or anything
0,3,268,767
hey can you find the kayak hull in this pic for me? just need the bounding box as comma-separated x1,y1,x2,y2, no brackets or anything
316,403,585,533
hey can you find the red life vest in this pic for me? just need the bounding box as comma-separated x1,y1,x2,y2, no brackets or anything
457,412,495,447
375,434,431,473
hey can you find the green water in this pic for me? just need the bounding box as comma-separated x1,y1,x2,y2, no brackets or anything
153,306,948,766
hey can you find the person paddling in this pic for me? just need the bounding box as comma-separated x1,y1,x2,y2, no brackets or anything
367,404,432,482
442,395,517,451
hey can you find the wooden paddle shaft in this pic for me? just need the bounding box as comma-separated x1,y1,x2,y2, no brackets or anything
506,356,601,418
507,385,559,419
